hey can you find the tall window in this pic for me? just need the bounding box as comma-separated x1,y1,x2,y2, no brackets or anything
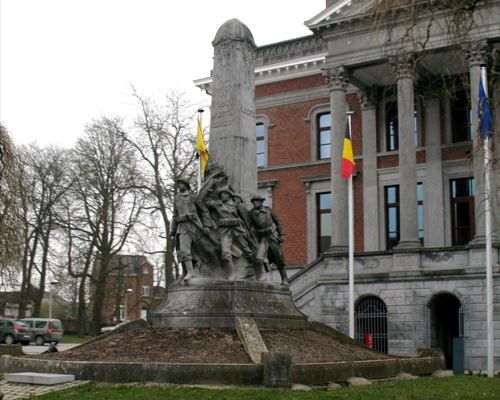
385,101,399,151
317,192,332,254
141,285,150,297
385,101,420,151
451,178,475,245
451,90,472,142
317,113,331,159
417,182,424,244
256,122,266,167
385,185,400,249
385,184,424,248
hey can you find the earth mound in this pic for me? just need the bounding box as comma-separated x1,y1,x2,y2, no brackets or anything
34,326,390,364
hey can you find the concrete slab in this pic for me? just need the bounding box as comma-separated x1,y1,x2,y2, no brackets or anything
235,317,268,364
5,372,75,385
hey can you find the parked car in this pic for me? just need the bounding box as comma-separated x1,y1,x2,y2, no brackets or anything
21,318,63,345
0,318,32,345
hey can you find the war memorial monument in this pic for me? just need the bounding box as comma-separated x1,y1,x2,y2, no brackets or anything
0,19,444,387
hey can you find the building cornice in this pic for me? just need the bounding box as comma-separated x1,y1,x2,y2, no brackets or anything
194,35,327,92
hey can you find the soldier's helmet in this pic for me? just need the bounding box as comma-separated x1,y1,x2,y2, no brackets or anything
176,177,191,189
218,186,234,197
250,194,265,202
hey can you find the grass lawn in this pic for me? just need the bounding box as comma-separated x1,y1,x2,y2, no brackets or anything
35,376,499,400
61,334,93,344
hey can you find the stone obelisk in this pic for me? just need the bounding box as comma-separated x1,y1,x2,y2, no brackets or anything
209,19,257,204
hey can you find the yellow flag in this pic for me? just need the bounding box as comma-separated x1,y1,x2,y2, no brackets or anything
196,117,209,176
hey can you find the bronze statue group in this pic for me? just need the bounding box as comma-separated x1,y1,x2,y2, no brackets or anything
170,161,288,286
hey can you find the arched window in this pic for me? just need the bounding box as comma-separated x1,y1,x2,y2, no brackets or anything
355,296,388,353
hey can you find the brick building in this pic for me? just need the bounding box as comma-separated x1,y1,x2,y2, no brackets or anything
196,1,500,371
94,255,155,325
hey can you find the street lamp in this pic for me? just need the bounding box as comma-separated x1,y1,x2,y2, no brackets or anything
123,288,133,322
49,281,59,319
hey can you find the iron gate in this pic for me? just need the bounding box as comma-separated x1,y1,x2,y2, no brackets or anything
355,296,388,353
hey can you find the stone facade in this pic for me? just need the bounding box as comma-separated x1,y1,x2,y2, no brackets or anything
195,0,500,372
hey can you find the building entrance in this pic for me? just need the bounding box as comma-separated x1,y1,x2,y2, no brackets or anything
355,296,388,353
429,293,461,369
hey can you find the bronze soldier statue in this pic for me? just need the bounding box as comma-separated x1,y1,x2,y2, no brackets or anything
206,188,255,280
248,194,288,285
170,177,212,281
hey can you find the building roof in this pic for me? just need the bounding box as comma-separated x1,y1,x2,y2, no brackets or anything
305,0,374,28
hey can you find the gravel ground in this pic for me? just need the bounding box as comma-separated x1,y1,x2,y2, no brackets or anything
31,327,389,364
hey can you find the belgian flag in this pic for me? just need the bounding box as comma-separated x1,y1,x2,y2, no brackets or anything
341,119,355,179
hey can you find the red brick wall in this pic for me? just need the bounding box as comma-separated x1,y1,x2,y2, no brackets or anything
95,262,155,325
256,74,325,97
259,164,330,266
259,98,328,166
442,146,471,161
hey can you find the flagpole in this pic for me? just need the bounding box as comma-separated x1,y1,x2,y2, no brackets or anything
480,66,494,378
347,112,355,339
197,109,204,194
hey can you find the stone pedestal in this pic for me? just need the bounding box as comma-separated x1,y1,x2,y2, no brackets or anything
149,280,307,329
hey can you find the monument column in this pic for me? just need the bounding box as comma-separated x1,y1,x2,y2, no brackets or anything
466,41,488,243
392,53,422,249
360,89,379,251
210,19,257,203
323,66,349,252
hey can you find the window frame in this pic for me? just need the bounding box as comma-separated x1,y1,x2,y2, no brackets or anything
450,89,472,143
141,285,150,297
255,115,270,168
317,112,331,160
384,185,400,250
306,103,331,162
417,182,424,245
385,101,399,152
316,192,332,255
450,177,475,245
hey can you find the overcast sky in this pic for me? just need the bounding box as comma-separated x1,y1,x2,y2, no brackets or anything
0,0,324,148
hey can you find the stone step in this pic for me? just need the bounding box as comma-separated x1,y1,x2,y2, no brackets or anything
5,372,75,385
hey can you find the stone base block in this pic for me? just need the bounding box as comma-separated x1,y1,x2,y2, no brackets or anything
149,279,307,329
263,352,292,388
5,372,75,385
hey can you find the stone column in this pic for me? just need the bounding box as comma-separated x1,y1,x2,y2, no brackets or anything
360,89,379,251
466,41,488,243
425,95,445,247
210,19,257,203
492,75,500,239
323,66,349,252
392,54,422,249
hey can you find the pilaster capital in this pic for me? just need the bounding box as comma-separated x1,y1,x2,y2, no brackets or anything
359,87,378,110
390,53,416,81
465,40,488,68
322,66,349,91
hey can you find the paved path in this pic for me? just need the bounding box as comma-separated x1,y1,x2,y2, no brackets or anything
22,343,79,355
1,343,84,399
0,380,89,400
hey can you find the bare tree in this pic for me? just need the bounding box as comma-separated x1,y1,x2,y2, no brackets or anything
119,89,197,286
0,124,21,287
16,144,70,317
69,117,145,334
